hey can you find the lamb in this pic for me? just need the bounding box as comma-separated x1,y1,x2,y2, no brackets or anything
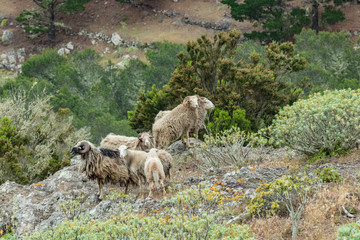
144,148,166,198
154,96,215,140
71,140,135,199
100,131,154,152
118,145,172,190
152,95,199,149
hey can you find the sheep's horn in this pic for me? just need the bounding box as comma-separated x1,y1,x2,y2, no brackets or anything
79,141,91,153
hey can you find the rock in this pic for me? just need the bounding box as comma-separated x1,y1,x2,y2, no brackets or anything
158,16,163,23
142,10,149,16
167,138,203,155
219,19,231,30
91,40,96,45
2,30,13,45
57,48,70,56
111,33,123,46
172,19,181,25
66,42,74,50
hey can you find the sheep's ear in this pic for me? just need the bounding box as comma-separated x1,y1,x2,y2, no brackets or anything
137,133,142,140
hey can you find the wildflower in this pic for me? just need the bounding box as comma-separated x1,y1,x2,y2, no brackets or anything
250,167,256,171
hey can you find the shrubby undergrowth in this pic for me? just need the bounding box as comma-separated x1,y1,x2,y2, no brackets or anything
269,89,360,155
0,91,90,184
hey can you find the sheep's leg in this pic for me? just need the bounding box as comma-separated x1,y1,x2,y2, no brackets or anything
125,182,129,194
181,134,186,144
160,179,166,196
186,130,191,148
148,181,155,198
97,179,104,199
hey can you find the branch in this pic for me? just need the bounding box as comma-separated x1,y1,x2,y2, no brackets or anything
342,204,355,218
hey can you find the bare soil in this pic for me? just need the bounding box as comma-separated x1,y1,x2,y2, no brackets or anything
2,0,358,57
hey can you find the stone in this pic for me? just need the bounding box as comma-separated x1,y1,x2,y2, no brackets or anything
91,40,96,45
57,48,70,56
111,33,123,46
2,30,13,45
66,42,74,50
158,16,163,23
172,19,181,25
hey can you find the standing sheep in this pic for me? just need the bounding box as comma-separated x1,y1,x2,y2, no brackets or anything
154,96,215,141
144,148,166,198
100,132,154,152
118,145,172,190
71,140,135,199
152,95,199,149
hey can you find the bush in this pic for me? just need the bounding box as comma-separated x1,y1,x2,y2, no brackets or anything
0,117,30,185
337,223,360,240
191,127,265,170
0,91,90,183
207,108,251,135
22,195,256,240
269,89,360,156
287,29,360,92
314,167,342,183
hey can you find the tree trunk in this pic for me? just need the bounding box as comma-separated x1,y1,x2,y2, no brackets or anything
48,3,56,40
311,0,319,34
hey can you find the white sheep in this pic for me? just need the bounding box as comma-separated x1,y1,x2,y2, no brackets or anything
152,95,199,149
100,132,153,152
144,148,166,198
71,140,135,199
154,96,215,140
118,145,172,191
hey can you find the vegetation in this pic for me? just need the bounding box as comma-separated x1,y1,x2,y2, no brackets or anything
268,89,360,155
314,167,342,183
129,30,306,133
337,223,360,239
16,0,89,39
0,91,90,184
222,0,350,43
248,173,312,240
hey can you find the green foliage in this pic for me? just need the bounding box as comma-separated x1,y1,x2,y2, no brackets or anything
222,0,310,43
314,167,342,183
1,19,8,27
248,173,312,240
130,30,305,133
321,5,345,25
58,195,91,220
191,127,265,170
0,91,90,183
207,108,251,135
289,29,360,92
16,0,89,39
337,223,360,240
269,89,360,156
0,118,30,185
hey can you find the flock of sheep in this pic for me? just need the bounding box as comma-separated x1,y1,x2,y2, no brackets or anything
71,95,215,199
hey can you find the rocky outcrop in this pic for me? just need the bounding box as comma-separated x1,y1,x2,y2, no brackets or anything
0,48,26,72
1,30,13,45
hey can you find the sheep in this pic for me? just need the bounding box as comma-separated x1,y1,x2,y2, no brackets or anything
118,145,172,190
154,96,215,141
152,95,199,149
100,132,154,152
144,148,166,198
71,140,135,199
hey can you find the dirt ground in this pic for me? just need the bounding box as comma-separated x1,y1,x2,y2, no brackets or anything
1,0,359,57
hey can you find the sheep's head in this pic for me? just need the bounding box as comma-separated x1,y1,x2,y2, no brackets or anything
118,145,129,159
183,95,199,108
148,148,159,158
200,97,215,110
137,131,154,150
71,140,92,155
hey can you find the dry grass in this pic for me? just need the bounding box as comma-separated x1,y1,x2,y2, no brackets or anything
247,180,360,240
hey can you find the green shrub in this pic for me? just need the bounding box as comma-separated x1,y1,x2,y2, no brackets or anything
191,127,265,170
321,6,345,25
287,29,360,92
22,213,255,240
0,91,90,183
314,167,342,183
0,117,30,185
269,89,360,156
207,108,251,135
1,19,7,27
337,223,360,240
